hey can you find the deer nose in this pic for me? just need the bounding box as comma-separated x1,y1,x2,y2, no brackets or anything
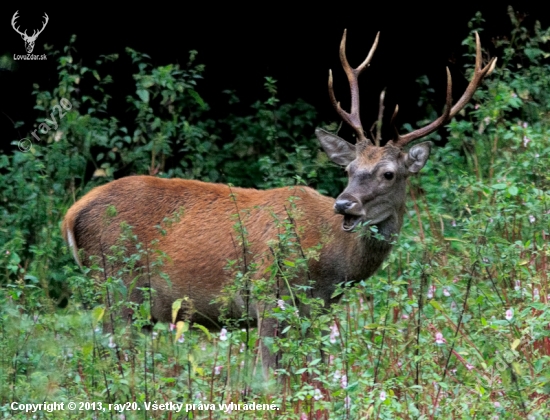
334,199,356,214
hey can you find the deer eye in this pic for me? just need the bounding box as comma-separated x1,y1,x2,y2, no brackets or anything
384,172,394,180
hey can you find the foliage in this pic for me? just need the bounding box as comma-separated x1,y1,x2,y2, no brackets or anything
1,7,550,419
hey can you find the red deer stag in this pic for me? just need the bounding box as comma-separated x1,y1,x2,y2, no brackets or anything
63,31,495,371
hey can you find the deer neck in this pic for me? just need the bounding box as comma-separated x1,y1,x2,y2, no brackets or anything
336,201,405,282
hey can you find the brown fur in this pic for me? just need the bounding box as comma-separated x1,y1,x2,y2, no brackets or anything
62,175,397,371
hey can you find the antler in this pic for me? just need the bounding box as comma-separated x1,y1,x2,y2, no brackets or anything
11,11,26,37
11,11,49,40
390,32,497,148
329,30,380,144
31,13,49,40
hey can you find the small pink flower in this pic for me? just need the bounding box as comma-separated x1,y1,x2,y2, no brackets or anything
515,280,521,291
314,388,323,400
344,396,351,408
505,309,513,321
475,104,480,109
178,335,185,343
443,287,451,297
451,301,457,311
214,365,223,375
494,401,501,408
529,215,536,224
340,374,347,389
466,364,474,370
427,285,436,299
402,314,409,319
522,121,528,128
523,136,531,147
511,92,517,98
5,250,10,255
333,370,341,381
359,297,364,311
220,328,228,341
277,299,285,310
108,336,116,349
329,354,335,364
435,332,446,345
169,323,176,331
240,343,245,353
397,361,402,368
329,322,339,344
380,391,387,401
301,414,308,420
451,220,457,227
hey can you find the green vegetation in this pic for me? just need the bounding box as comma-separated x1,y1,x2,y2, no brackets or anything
1,8,549,419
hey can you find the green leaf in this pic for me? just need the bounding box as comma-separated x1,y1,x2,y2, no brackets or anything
91,306,105,327
508,185,518,196
430,300,444,311
193,323,211,340
137,89,149,103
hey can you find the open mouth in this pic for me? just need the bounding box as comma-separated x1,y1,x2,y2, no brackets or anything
342,214,362,232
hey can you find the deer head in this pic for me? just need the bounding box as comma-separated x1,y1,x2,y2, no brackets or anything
316,30,496,232
11,11,49,54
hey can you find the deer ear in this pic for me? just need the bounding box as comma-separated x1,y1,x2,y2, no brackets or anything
404,141,432,174
315,128,357,166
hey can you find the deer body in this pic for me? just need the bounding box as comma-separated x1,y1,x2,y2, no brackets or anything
63,175,398,325
62,31,494,372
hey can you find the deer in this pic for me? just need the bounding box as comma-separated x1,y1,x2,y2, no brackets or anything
11,11,49,54
62,31,495,373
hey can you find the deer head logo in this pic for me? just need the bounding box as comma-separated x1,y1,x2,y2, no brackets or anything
11,11,49,54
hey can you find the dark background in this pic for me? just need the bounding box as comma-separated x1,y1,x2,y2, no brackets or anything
0,3,547,153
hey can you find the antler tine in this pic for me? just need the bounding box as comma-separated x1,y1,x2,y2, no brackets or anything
39,13,49,34
449,32,497,118
11,10,26,37
392,68,452,148
328,30,380,144
391,32,496,149
32,13,49,39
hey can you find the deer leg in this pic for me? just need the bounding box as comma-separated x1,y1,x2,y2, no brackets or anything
256,304,280,379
